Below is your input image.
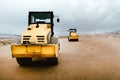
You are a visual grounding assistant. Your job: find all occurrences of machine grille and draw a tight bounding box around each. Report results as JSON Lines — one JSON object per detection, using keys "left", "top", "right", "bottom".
{"left": 22, "top": 36, "right": 31, "bottom": 44}
{"left": 23, "top": 36, "right": 31, "bottom": 41}
{"left": 37, "top": 36, "right": 45, "bottom": 42}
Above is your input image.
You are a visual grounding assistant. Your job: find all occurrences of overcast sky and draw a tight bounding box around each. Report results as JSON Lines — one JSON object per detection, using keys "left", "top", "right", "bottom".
{"left": 0, "top": 0, "right": 120, "bottom": 35}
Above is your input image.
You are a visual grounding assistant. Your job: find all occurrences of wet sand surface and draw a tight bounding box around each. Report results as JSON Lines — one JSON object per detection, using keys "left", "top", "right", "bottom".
{"left": 0, "top": 36, "right": 120, "bottom": 80}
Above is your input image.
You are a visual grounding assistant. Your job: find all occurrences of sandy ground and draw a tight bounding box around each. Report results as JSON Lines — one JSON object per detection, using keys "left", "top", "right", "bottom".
{"left": 0, "top": 38, "right": 17, "bottom": 46}
{"left": 0, "top": 34, "right": 120, "bottom": 80}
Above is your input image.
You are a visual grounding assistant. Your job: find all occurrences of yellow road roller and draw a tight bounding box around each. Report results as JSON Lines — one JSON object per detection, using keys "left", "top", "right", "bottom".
{"left": 68, "top": 28, "right": 79, "bottom": 41}
{"left": 11, "top": 11, "right": 60, "bottom": 66}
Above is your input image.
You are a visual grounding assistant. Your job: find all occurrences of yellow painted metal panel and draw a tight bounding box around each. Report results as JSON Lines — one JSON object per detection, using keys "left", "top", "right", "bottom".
{"left": 55, "top": 44, "right": 58, "bottom": 57}
{"left": 27, "top": 45, "right": 42, "bottom": 53}
{"left": 42, "top": 46, "right": 55, "bottom": 54}
{"left": 69, "top": 36, "right": 78, "bottom": 40}
{"left": 12, "top": 45, "right": 26, "bottom": 54}
{"left": 11, "top": 44, "right": 58, "bottom": 58}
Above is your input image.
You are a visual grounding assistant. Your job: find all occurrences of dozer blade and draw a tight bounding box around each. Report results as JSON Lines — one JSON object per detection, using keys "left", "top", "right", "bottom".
{"left": 11, "top": 44, "right": 58, "bottom": 58}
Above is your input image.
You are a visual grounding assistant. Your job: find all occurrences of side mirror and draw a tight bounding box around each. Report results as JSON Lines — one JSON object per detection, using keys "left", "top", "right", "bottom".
{"left": 57, "top": 18, "right": 60, "bottom": 22}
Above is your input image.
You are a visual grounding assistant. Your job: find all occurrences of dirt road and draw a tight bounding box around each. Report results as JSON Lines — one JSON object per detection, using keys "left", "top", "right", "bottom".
{"left": 0, "top": 37, "right": 120, "bottom": 80}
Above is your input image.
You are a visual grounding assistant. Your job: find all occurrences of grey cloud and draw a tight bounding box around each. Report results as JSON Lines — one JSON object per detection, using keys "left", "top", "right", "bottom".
{"left": 0, "top": 0, "right": 120, "bottom": 35}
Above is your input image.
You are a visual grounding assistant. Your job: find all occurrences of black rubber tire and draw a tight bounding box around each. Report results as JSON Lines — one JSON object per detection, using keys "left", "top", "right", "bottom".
{"left": 68, "top": 37, "right": 70, "bottom": 41}
{"left": 16, "top": 58, "right": 32, "bottom": 66}
{"left": 69, "top": 39, "right": 78, "bottom": 41}
{"left": 47, "top": 58, "right": 58, "bottom": 65}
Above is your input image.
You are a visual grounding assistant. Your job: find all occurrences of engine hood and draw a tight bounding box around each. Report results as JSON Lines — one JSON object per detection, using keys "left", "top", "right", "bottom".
{"left": 22, "top": 24, "right": 51, "bottom": 36}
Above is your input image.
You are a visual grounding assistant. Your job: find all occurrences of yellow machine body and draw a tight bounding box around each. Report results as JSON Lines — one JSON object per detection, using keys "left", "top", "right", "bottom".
{"left": 11, "top": 23, "right": 57, "bottom": 58}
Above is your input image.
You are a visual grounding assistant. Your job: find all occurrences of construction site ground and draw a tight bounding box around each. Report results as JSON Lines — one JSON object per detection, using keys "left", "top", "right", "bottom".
{"left": 0, "top": 34, "right": 120, "bottom": 80}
